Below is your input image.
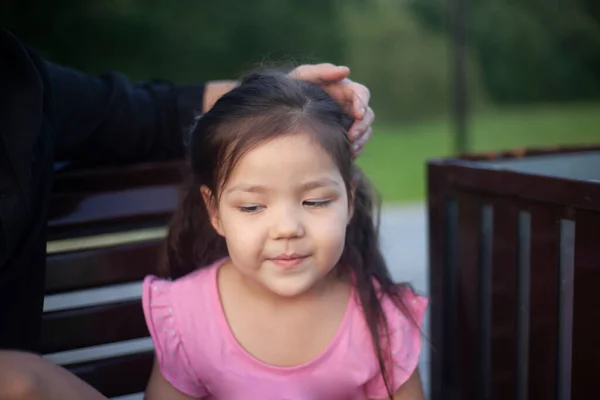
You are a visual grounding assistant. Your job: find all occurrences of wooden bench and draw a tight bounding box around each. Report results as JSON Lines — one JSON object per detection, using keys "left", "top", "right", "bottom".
{"left": 427, "top": 145, "right": 600, "bottom": 400}
{"left": 42, "top": 160, "right": 185, "bottom": 398}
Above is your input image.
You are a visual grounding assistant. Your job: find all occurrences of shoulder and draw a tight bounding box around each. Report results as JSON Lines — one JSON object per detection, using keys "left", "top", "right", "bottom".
{"left": 0, "top": 29, "right": 52, "bottom": 138}
{"left": 141, "top": 258, "right": 226, "bottom": 352}
{"left": 140, "top": 258, "right": 226, "bottom": 397}
{"left": 0, "top": 28, "right": 44, "bottom": 81}
{"left": 0, "top": 28, "right": 52, "bottom": 100}
{"left": 141, "top": 258, "right": 225, "bottom": 324}
{"left": 379, "top": 284, "right": 428, "bottom": 329}
{"left": 362, "top": 283, "right": 428, "bottom": 399}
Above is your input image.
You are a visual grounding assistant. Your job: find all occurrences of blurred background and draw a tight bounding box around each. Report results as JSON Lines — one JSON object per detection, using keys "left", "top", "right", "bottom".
{"left": 4, "top": 2, "right": 599, "bottom": 397}
{"left": 3, "top": 0, "right": 599, "bottom": 204}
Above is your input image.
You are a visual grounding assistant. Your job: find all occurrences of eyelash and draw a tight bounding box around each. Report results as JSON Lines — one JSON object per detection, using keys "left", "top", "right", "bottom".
{"left": 304, "top": 200, "right": 331, "bottom": 208}
{"left": 239, "top": 205, "right": 263, "bottom": 213}
{"left": 238, "top": 200, "right": 331, "bottom": 214}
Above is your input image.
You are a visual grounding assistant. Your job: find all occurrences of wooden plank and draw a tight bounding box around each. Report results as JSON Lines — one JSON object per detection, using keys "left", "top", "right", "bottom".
{"left": 427, "top": 163, "right": 457, "bottom": 400}
{"left": 53, "top": 161, "right": 185, "bottom": 193}
{"left": 47, "top": 227, "right": 166, "bottom": 255}
{"left": 47, "top": 185, "right": 178, "bottom": 240}
{"left": 427, "top": 160, "right": 600, "bottom": 213}
{"left": 528, "top": 206, "right": 561, "bottom": 400}
{"left": 67, "top": 351, "right": 154, "bottom": 397}
{"left": 45, "top": 240, "right": 164, "bottom": 294}
{"left": 41, "top": 300, "right": 149, "bottom": 354}
{"left": 456, "top": 193, "right": 482, "bottom": 400}
{"left": 489, "top": 200, "right": 520, "bottom": 400}
{"left": 571, "top": 210, "right": 600, "bottom": 399}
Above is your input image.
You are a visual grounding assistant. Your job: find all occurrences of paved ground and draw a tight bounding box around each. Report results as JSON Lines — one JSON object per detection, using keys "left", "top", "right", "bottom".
{"left": 44, "top": 203, "right": 430, "bottom": 399}
{"left": 380, "top": 203, "right": 428, "bottom": 292}
{"left": 379, "top": 203, "right": 430, "bottom": 398}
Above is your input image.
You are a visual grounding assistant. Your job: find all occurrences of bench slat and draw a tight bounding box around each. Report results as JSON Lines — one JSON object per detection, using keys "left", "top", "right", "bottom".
{"left": 67, "top": 351, "right": 154, "bottom": 397}
{"left": 52, "top": 161, "right": 184, "bottom": 193}
{"left": 47, "top": 185, "right": 178, "bottom": 240}
{"left": 41, "top": 300, "right": 149, "bottom": 354}
{"left": 45, "top": 161, "right": 181, "bottom": 396}
{"left": 45, "top": 240, "right": 163, "bottom": 294}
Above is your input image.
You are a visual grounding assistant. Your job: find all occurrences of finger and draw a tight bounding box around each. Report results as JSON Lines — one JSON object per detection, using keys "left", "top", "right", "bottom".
{"left": 351, "top": 127, "right": 372, "bottom": 159}
{"left": 349, "top": 107, "right": 375, "bottom": 141}
{"left": 349, "top": 83, "right": 371, "bottom": 120}
{"left": 355, "top": 127, "right": 373, "bottom": 151}
{"left": 325, "top": 79, "right": 370, "bottom": 120}
{"left": 290, "top": 63, "right": 350, "bottom": 84}
{"left": 337, "top": 95, "right": 356, "bottom": 120}
{"left": 320, "top": 78, "right": 358, "bottom": 117}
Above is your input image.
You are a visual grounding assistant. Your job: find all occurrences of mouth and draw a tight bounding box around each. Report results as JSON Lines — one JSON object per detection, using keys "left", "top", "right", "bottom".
{"left": 268, "top": 254, "right": 309, "bottom": 269}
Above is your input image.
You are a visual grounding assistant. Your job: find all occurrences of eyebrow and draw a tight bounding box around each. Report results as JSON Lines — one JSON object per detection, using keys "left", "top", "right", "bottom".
{"left": 225, "top": 178, "right": 340, "bottom": 194}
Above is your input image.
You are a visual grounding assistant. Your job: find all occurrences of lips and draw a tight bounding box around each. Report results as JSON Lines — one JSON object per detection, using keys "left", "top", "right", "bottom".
{"left": 268, "top": 254, "right": 309, "bottom": 269}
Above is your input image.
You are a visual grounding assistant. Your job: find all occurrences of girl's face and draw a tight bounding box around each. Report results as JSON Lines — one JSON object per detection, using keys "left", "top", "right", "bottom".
{"left": 204, "top": 131, "right": 353, "bottom": 298}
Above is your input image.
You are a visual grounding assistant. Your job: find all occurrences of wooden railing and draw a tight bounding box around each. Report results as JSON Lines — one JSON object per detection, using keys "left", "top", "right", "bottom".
{"left": 427, "top": 145, "right": 600, "bottom": 400}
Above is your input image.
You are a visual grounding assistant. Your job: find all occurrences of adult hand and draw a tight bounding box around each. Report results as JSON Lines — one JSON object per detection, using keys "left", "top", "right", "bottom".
{"left": 289, "top": 63, "right": 375, "bottom": 157}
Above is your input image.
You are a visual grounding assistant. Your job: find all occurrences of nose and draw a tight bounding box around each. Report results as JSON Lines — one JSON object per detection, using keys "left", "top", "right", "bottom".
{"left": 270, "top": 204, "right": 304, "bottom": 239}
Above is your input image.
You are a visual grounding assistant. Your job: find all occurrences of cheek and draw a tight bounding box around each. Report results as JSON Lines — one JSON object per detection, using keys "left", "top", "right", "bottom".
{"left": 310, "top": 206, "right": 349, "bottom": 247}
{"left": 220, "top": 213, "right": 265, "bottom": 252}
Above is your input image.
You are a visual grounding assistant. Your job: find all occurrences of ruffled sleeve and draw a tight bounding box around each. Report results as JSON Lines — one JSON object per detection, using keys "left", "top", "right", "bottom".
{"left": 364, "top": 288, "right": 428, "bottom": 399}
{"left": 142, "top": 275, "right": 207, "bottom": 397}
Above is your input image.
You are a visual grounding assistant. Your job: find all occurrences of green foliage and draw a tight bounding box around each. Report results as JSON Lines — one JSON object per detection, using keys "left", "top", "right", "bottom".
{"left": 2, "top": 0, "right": 486, "bottom": 124}
{"left": 3, "top": 0, "right": 596, "bottom": 126}
{"left": 408, "top": 0, "right": 600, "bottom": 103}
{"left": 339, "top": 0, "right": 487, "bottom": 123}
{"left": 1, "top": 0, "right": 346, "bottom": 82}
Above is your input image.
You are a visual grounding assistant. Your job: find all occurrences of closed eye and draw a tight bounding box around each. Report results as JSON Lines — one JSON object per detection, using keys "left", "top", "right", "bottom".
{"left": 303, "top": 200, "right": 331, "bottom": 208}
{"left": 239, "top": 205, "right": 264, "bottom": 213}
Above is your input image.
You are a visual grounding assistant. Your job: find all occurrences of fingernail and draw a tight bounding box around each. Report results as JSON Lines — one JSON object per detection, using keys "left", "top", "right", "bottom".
{"left": 357, "top": 106, "right": 366, "bottom": 119}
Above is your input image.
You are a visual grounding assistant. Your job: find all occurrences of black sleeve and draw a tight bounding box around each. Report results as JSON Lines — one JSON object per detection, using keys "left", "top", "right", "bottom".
{"left": 49, "top": 61, "right": 205, "bottom": 164}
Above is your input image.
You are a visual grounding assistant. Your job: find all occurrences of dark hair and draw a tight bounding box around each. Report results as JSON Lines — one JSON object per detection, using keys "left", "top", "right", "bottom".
{"left": 162, "top": 69, "right": 420, "bottom": 398}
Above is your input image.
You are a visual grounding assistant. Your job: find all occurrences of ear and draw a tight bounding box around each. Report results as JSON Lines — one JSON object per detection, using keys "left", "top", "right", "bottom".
{"left": 201, "top": 186, "right": 225, "bottom": 236}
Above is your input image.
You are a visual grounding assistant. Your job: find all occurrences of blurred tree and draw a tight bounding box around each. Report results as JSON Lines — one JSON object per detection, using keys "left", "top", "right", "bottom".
{"left": 0, "top": 0, "right": 490, "bottom": 124}
{"left": 408, "top": 0, "right": 600, "bottom": 103}
{"left": 340, "top": 0, "right": 486, "bottom": 123}
{"left": 0, "top": 0, "right": 346, "bottom": 82}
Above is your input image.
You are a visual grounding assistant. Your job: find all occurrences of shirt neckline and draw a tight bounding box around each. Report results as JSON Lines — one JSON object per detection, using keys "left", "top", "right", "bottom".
{"left": 209, "top": 257, "right": 356, "bottom": 373}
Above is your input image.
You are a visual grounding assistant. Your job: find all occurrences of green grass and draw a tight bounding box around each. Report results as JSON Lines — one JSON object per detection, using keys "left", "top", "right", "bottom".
{"left": 356, "top": 103, "right": 600, "bottom": 203}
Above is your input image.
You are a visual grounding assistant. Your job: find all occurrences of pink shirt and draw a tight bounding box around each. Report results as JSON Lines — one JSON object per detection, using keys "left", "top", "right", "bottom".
{"left": 142, "top": 258, "right": 428, "bottom": 399}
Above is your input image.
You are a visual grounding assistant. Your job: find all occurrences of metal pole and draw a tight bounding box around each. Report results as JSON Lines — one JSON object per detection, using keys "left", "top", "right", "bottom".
{"left": 451, "top": 0, "right": 469, "bottom": 154}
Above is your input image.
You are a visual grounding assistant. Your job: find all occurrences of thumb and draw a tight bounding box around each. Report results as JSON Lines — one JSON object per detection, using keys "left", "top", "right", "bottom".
{"left": 291, "top": 64, "right": 350, "bottom": 84}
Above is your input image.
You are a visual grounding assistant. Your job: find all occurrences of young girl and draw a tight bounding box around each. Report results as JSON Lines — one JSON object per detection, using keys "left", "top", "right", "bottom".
{"left": 0, "top": 68, "right": 425, "bottom": 400}
{"left": 142, "top": 70, "right": 428, "bottom": 399}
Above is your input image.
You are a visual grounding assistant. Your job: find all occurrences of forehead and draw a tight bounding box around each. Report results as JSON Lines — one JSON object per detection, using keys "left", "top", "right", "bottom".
{"left": 225, "top": 132, "right": 342, "bottom": 189}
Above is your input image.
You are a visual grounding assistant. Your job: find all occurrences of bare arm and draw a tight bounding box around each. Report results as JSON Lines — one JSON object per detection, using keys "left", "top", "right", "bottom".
{"left": 372, "top": 368, "right": 426, "bottom": 400}
{"left": 144, "top": 356, "right": 202, "bottom": 400}
{"left": 202, "top": 81, "right": 238, "bottom": 114}
{"left": 0, "top": 350, "right": 108, "bottom": 400}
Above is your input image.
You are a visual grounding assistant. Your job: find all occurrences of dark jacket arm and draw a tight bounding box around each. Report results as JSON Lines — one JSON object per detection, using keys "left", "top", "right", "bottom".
{"left": 50, "top": 61, "right": 205, "bottom": 164}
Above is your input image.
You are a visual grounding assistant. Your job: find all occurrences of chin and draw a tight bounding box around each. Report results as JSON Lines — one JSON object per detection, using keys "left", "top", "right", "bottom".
{"left": 266, "top": 281, "right": 315, "bottom": 298}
